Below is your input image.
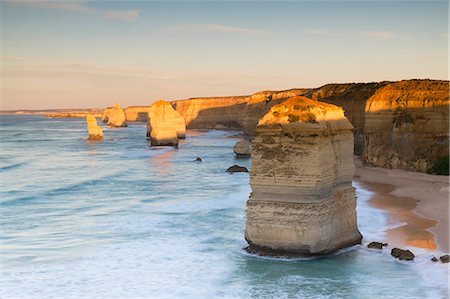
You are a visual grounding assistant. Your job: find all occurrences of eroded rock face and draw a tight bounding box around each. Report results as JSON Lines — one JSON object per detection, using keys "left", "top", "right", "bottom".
{"left": 245, "top": 96, "right": 362, "bottom": 256}
{"left": 234, "top": 140, "right": 251, "bottom": 157}
{"left": 147, "top": 100, "right": 186, "bottom": 146}
{"left": 363, "top": 80, "right": 449, "bottom": 172}
{"left": 105, "top": 103, "right": 127, "bottom": 127}
{"left": 85, "top": 115, "right": 103, "bottom": 140}
{"left": 125, "top": 106, "right": 150, "bottom": 122}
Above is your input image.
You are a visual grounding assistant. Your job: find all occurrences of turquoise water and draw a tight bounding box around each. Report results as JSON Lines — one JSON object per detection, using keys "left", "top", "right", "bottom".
{"left": 1, "top": 115, "right": 448, "bottom": 299}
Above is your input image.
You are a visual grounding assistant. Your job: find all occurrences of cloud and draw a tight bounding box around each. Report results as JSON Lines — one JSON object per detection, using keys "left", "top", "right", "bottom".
{"left": 103, "top": 10, "right": 139, "bottom": 21}
{"left": 364, "top": 31, "right": 397, "bottom": 40}
{"left": 171, "top": 23, "right": 268, "bottom": 35}
{"left": 4, "top": 0, "right": 139, "bottom": 21}
{"left": 303, "top": 28, "right": 328, "bottom": 36}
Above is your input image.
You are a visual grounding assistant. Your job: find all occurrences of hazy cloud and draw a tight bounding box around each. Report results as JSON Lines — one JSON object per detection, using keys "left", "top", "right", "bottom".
{"left": 103, "top": 10, "right": 140, "bottom": 21}
{"left": 4, "top": 0, "right": 139, "bottom": 21}
{"left": 364, "top": 31, "right": 397, "bottom": 40}
{"left": 303, "top": 28, "right": 329, "bottom": 36}
{"left": 171, "top": 23, "right": 268, "bottom": 35}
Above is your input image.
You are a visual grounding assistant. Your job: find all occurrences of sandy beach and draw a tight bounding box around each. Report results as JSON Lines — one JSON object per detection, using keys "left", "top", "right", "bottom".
{"left": 355, "top": 158, "right": 449, "bottom": 252}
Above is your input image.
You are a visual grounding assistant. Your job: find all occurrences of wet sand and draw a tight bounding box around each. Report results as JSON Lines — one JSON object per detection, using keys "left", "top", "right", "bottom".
{"left": 355, "top": 159, "right": 449, "bottom": 252}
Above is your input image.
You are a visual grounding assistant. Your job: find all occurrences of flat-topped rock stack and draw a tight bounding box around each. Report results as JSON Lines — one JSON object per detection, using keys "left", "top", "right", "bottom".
{"left": 85, "top": 115, "right": 103, "bottom": 140}
{"left": 245, "top": 96, "right": 362, "bottom": 256}
{"left": 102, "top": 103, "right": 127, "bottom": 127}
{"left": 147, "top": 100, "right": 186, "bottom": 146}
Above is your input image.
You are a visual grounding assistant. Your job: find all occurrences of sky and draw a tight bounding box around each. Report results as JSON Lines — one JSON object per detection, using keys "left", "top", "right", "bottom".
{"left": 0, "top": 0, "right": 448, "bottom": 109}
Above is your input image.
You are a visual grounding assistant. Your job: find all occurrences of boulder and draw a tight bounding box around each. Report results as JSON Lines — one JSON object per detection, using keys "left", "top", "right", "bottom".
{"left": 226, "top": 165, "right": 249, "bottom": 173}
{"left": 147, "top": 100, "right": 186, "bottom": 146}
{"left": 431, "top": 256, "right": 438, "bottom": 262}
{"left": 85, "top": 115, "right": 103, "bottom": 140}
{"left": 194, "top": 157, "right": 202, "bottom": 162}
{"left": 391, "top": 248, "right": 415, "bottom": 261}
{"left": 106, "top": 103, "right": 127, "bottom": 127}
{"left": 440, "top": 254, "right": 449, "bottom": 263}
{"left": 367, "top": 242, "right": 388, "bottom": 250}
{"left": 234, "top": 140, "right": 251, "bottom": 157}
{"left": 245, "top": 96, "right": 362, "bottom": 256}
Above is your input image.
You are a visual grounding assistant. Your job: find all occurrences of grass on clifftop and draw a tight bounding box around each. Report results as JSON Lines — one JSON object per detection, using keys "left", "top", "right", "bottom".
{"left": 427, "top": 156, "right": 449, "bottom": 176}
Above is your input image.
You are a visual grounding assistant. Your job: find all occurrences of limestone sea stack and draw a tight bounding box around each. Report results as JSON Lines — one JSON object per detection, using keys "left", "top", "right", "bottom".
{"left": 234, "top": 139, "right": 251, "bottom": 157}
{"left": 245, "top": 96, "right": 362, "bottom": 256}
{"left": 147, "top": 100, "right": 186, "bottom": 146}
{"left": 105, "top": 103, "right": 127, "bottom": 127}
{"left": 85, "top": 115, "right": 103, "bottom": 140}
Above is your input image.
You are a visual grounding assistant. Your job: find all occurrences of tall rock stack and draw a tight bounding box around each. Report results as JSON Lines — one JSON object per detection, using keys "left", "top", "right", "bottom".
{"left": 245, "top": 96, "right": 362, "bottom": 256}
{"left": 147, "top": 100, "right": 186, "bottom": 146}
{"left": 105, "top": 103, "right": 127, "bottom": 127}
{"left": 85, "top": 115, "right": 103, "bottom": 140}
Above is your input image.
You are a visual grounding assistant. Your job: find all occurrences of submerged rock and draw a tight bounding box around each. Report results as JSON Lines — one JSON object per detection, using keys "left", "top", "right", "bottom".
{"left": 234, "top": 140, "right": 251, "bottom": 157}
{"left": 226, "top": 165, "right": 249, "bottom": 173}
{"left": 391, "top": 248, "right": 415, "bottom": 261}
{"left": 147, "top": 100, "right": 186, "bottom": 146}
{"left": 105, "top": 103, "right": 127, "bottom": 127}
{"left": 245, "top": 96, "right": 362, "bottom": 257}
{"left": 85, "top": 115, "right": 103, "bottom": 140}
{"left": 367, "top": 242, "right": 388, "bottom": 250}
{"left": 440, "top": 254, "right": 449, "bottom": 263}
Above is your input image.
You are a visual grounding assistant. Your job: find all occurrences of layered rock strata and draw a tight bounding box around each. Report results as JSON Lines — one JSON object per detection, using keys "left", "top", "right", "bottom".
{"left": 85, "top": 115, "right": 103, "bottom": 140}
{"left": 147, "top": 100, "right": 186, "bottom": 146}
{"left": 245, "top": 96, "right": 362, "bottom": 256}
{"left": 103, "top": 103, "right": 127, "bottom": 127}
{"left": 362, "top": 80, "right": 449, "bottom": 172}
{"left": 125, "top": 106, "right": 150, "bottom": 122}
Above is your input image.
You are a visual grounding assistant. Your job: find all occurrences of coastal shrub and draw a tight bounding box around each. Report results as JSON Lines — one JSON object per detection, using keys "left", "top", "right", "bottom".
{"left": 288, "top": 114, "right": 300, "bottom": 122}
{"left": 427, "top": 156, "right": 449, "bottom": 176}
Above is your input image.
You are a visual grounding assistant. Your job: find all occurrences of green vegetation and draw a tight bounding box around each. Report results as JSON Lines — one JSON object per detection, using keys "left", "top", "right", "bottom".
{"left": 427, "top": 156, "right": 449, "bottom": 176}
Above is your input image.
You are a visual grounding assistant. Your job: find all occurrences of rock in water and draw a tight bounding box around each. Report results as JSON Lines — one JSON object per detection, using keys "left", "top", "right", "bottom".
{"left": 234, "top": 140, "right": 251, "bottom": 157}
{"left": 440, "top": 254, "right": 449, "bottom": 263}
{"left": 226, "top": 165, "right": 249, "bottom": 173}
{"left": 86, "top": 115, "right": 103, "bottom": 140}
{"left": 245, "top": 96, "right": 362, "bottom": 256}
{"left": 431, "top": 256, "right": 438, "bottom": 262}
{"left": 367, "top": 242, "right": 387, "bottom": 250}
{"left": 147, "top": 100, "right": 186, "bottom": 146}
{"left": 391, "top": 248, "right": 415, "bottom": 261}
{"left": 106, "top": 103, "right": 127, "bottom": 127}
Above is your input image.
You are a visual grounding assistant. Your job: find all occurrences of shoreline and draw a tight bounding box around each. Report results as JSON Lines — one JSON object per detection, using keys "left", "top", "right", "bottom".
{"left": 355, "top": 159, "right": 449, "bottom": 252}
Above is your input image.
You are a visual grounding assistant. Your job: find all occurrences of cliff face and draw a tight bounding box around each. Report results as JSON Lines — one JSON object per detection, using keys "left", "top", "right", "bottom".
{"left": 305, "top": 82, "right": 388, "bottom": 154}
{"left": 171, "top": 80, "right": 449, "bottom": 172}
{"left": 173, "top": 96, "right": 248, "bottom": 129}
{"left": 173, "top": 89, "right": 309, "bottom": 133}
{"left": 125, "top": 106, "right": 150, "bottom": 122}
{"left": 245, "top": 96, "right": 362, "bottom": 256}
{"left": 362, "top": 80, "right": 449, "bottom": 172}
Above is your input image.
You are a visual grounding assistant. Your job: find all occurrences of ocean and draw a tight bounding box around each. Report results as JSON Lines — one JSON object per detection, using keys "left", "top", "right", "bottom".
{"left": 0, "top": 115, "right": 448, "bottom": 299}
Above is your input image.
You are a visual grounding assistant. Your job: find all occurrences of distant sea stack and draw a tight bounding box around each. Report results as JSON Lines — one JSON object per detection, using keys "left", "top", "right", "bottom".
{"left": 362, "top": 80, "right": 449, "bottom": 172}
{"left": 103, "top": 103, "right": 127, "bottom": 127}
{"left": 147, "top": 100, "right": 186, "bottom": 146}
{"left": 85, "top": 115, "right": 103, "bottom": 140}
{"left": 245, "top": 96, "right": 362, "bottom": 256}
